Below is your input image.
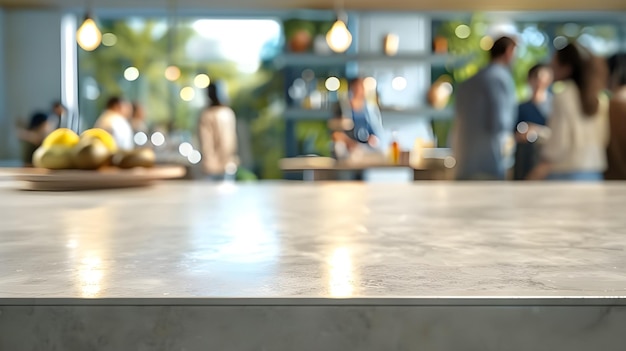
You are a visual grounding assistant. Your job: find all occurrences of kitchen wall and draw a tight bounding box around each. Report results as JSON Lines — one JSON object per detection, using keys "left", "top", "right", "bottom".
{"left": 356, "top": 13, "right": 434, "bottom": 150}
{"left": 0, "top": 9, "right": 8, "bottom": 160}
{"left": 0, "top": 9, "right": 63, "bottom": 160}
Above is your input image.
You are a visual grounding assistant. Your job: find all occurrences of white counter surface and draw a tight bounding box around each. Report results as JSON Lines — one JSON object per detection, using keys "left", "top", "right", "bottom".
{"left": 1, "top": 181, "right": 626, "bottom": 302}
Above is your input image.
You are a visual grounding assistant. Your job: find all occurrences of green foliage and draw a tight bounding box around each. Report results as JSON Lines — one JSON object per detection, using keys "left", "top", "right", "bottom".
{"left": 437, "top": 18, "right": 489, "bottom": 83}
{"left": 283, "top": 19, "right": 335, "bottom": 40}
{"left": 283, "top": 19, "right": 317, "bottom": 39}
{"left": 250, "top": 109, "right": 285, "bottom": 179}
{"left": 296, "top": 121, "right": 332, "bottom": 156}
{"left": 437, "top": 15, "right": 550, "bottom": 100}
{"left": 79, "top": 19, "right": 197, "bottom": 128}
{"left": 79, "top": 18, "right": 288, "bottom": 179}
{"left": 433, "top": 16, "right": 551, "bottom": 146}
{"left": 236, "top": 167, "right": 258, "bottom": 181}
{"left": 230, "top": 66, "right": 286, "bottom": 179}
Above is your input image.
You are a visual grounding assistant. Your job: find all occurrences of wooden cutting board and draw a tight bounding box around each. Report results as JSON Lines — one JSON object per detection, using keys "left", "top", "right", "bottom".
{"left": 12, "top": 166, "right": 186, "bottom": 191}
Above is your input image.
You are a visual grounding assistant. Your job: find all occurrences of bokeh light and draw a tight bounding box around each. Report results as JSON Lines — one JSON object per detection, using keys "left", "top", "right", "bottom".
{"left": 134, "top": 132, "right": 148, "bottom": 146}
{"left": 391, "top": 76, "right": 407, "bottom": 91}
{"left": 188, "top": 150, "right": 202, "bottom": 164}
{"left": 364, "top": 77, "right": 377, "bottom": 92}
{"left": 178, "top": 142, "right": 193, "bottom": 157}
{"left": 123, "top": 67, "right": 139, "bottom": 81}
{"left": 151, "top": 132, "right": 165, "bottom": 146}
{"left": 194, "top": 74, "right": 211, "bottom": 89}
{"left": 180, "top": 86, "right": 195, "bottom": 102}
{"left": 165, "top": 65, "right": 181, "bottom": 81}
{"left": 325, "top": 77, "right": 341, "bottom": 92}
{"left": 102, "top": 33, "right": 117, "bottom": 46}
{"left": 480, "top": 36, "right": 494, "bottom": 51}
{"left": 455, "top": 25, "right": 471, "bottom": 39}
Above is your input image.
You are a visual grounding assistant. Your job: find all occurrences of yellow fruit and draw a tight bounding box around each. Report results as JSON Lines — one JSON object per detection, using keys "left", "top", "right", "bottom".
{"left": 41, "top": 128, "right": 80, "bottom": 149}
{"left": 80, "top": 128, "right": 118, "bottom": 153}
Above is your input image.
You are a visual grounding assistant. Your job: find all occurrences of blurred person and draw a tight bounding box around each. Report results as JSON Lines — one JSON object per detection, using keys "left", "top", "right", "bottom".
{"left": 49, "top": 101, "right": 66, "bottom": 130}
{"left": 330, "top": 77, "right": 385, "bottom": 159}
{"left": 17, "top": 111, "right": 53, "bottom": 166}
{"left": 95, "top": 96, "right": 134, "bottom": 150}
{"left": 605, "top": 53, "right": 626, "bottom": 180}
{"left": 527, "top": 43, "right": 609, "bottom": 181}
{"left": 513, "top": 64, "right": 553, "bottom": 180}
{"left": 130, "top": 101, "right": 148, "bottom": 134}
{"left": 452, "top": 36, "right": 518, "bottom": 180}
{"left": 198, "top": 82, "right": 239, "bottom": 180}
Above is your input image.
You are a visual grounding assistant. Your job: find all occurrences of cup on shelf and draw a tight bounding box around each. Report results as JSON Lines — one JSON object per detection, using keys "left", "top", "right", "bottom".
{"left": 383, "top": 34, "right": 399, "bottom": 56}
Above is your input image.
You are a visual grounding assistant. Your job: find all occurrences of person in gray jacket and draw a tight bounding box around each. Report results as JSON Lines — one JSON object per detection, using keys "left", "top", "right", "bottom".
{"left": 452, "top": 36, "right": 518, "bottom": 180}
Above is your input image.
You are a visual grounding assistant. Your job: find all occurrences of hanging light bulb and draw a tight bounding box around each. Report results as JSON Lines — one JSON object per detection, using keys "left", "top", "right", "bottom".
{"left": 326, "top": 13, "right": 352, "bottom": 53}
{"left": 76, "top": 14, "right": 102, "bottom": 51}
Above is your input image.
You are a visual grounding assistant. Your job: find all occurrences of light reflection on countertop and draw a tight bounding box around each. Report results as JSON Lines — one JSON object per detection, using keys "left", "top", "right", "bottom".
{"left": 61, "top": 206, "right": 114, "bottom": 298}
{"left": 1, "top": 181, "right": 626, "bottom": 299}
{"left": 328, "top": 247, "right": 354, "bottom": 297}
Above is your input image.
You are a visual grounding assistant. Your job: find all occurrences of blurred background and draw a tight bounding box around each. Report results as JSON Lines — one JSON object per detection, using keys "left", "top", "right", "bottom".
{"left": 0, "top": 0, "right": 624, "bottom": 181}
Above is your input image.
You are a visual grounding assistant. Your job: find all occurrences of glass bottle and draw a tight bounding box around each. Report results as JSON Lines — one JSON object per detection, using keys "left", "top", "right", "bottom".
{"left": 390, "top": 130, "right": 400, "bottom": 165}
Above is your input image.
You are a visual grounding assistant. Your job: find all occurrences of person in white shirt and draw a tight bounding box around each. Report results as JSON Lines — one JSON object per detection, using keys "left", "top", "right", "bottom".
{"left": 198, "top": 82, "right": 239, "bottom": 179}
{"left": 527, "top": 43, "right": 609, "bottom": 181}
{"left": 95, "top": 97, "right": 134, "bottom": 151}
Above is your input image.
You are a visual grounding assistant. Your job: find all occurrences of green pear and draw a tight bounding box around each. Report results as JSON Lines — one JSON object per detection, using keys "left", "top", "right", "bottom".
{"left": 72, "top": 138, "right": 112, "bottom": 170}
{"left": 33, "top": 145, "right": 74, "bottom": 170}
{"left": 113, "top": 148, "right": 156, "bottom": 169}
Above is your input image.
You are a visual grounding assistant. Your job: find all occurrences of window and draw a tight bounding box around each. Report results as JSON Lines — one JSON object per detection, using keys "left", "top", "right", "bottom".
{"left": 76, "top": 16, "right": 285, "bottom": 178}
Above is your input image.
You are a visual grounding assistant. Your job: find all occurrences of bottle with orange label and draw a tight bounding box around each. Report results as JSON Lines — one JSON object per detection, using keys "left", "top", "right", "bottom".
{"left": 390, "top": 130, "right": 400, "bottom": 165}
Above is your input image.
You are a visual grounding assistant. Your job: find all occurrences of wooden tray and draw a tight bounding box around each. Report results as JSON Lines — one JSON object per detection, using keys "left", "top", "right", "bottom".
{"left": 12, "top": 166, "right": 186, "bottom": 191}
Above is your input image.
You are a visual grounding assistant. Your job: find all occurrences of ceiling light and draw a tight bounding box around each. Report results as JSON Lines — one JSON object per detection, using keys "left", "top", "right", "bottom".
{"left": 326, "top": 13, "right": 352, "bottom": 53}
{"left": 76, "top": 14, "right": 101, "bottom": 51}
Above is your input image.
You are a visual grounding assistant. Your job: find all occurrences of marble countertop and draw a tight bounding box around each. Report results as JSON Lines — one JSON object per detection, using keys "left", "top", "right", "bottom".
{"left": 1, "top": 181, "right": 626, "bottom": 302}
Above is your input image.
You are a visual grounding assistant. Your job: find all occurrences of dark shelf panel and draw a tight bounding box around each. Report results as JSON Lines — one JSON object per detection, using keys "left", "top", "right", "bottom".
{"left": 274, "top": 53, "right": 471, "bottom": 68}
{"left": 284, "top": 108, "right": 333, "bottom": 120}
{"left": 284, "top": 107, "right": 454, "bottom": 120}
{"left": 382, "top": 107, "right": 455, "bottom": 120}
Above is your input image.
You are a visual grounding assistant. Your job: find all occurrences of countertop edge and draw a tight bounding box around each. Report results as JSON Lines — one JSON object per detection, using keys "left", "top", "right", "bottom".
{"left": 2, "top": 296, "right": 626, "bottom": 307}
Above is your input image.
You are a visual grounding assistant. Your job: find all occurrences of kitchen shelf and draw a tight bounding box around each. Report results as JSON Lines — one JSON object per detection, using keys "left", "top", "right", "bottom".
{"left": 274, "top": 53, "right": 472, "bottom": 68}
{"left": 382, "top": 107, "right": 455, "bottom": 120}
{"left": 284, "top": 108, "right": 333, "bottom": 120}
{"left": 284, "top": 106, "right": 454, "bottom": 120}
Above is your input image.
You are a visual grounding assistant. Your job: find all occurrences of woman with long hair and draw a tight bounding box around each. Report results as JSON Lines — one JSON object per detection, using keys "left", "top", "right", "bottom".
{"left": 527, "top": 43, "right": 609, "bottom": 181}
{"left": 197, "top": 81, "right": 239, "bottom": 180}
{"left": 604, "top": 53, "right": 626, "bottom": 180}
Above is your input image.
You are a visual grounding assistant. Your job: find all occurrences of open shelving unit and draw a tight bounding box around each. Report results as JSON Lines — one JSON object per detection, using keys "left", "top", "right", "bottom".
{"left": 279, "top": 12, "right": 464, "bottom": 162}
{"left": 274, "top": 53, "right": 472, "bottom": 68}
{"left": 284, "top": 106, "right": 455, "bottom": 120}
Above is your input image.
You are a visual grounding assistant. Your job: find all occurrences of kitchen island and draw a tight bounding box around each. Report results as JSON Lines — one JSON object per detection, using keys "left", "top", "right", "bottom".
{"left": 1, "top": 181, "right": 626, "bottom": 350}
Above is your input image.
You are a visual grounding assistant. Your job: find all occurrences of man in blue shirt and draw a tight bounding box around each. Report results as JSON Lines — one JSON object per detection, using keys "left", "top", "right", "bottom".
{"left": 452, "top": 36, "right": 518, "bottom": 180}
{"left": 513, "top": 64, "right": 553, "bottom": 180}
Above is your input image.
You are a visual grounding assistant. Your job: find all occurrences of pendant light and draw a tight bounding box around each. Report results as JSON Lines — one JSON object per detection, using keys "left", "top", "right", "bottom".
{"left": 326, "top": 0, "right": 352, "bottom": 53}
{"left": 76, "top": 1, "right": 101, "bottom": 51}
